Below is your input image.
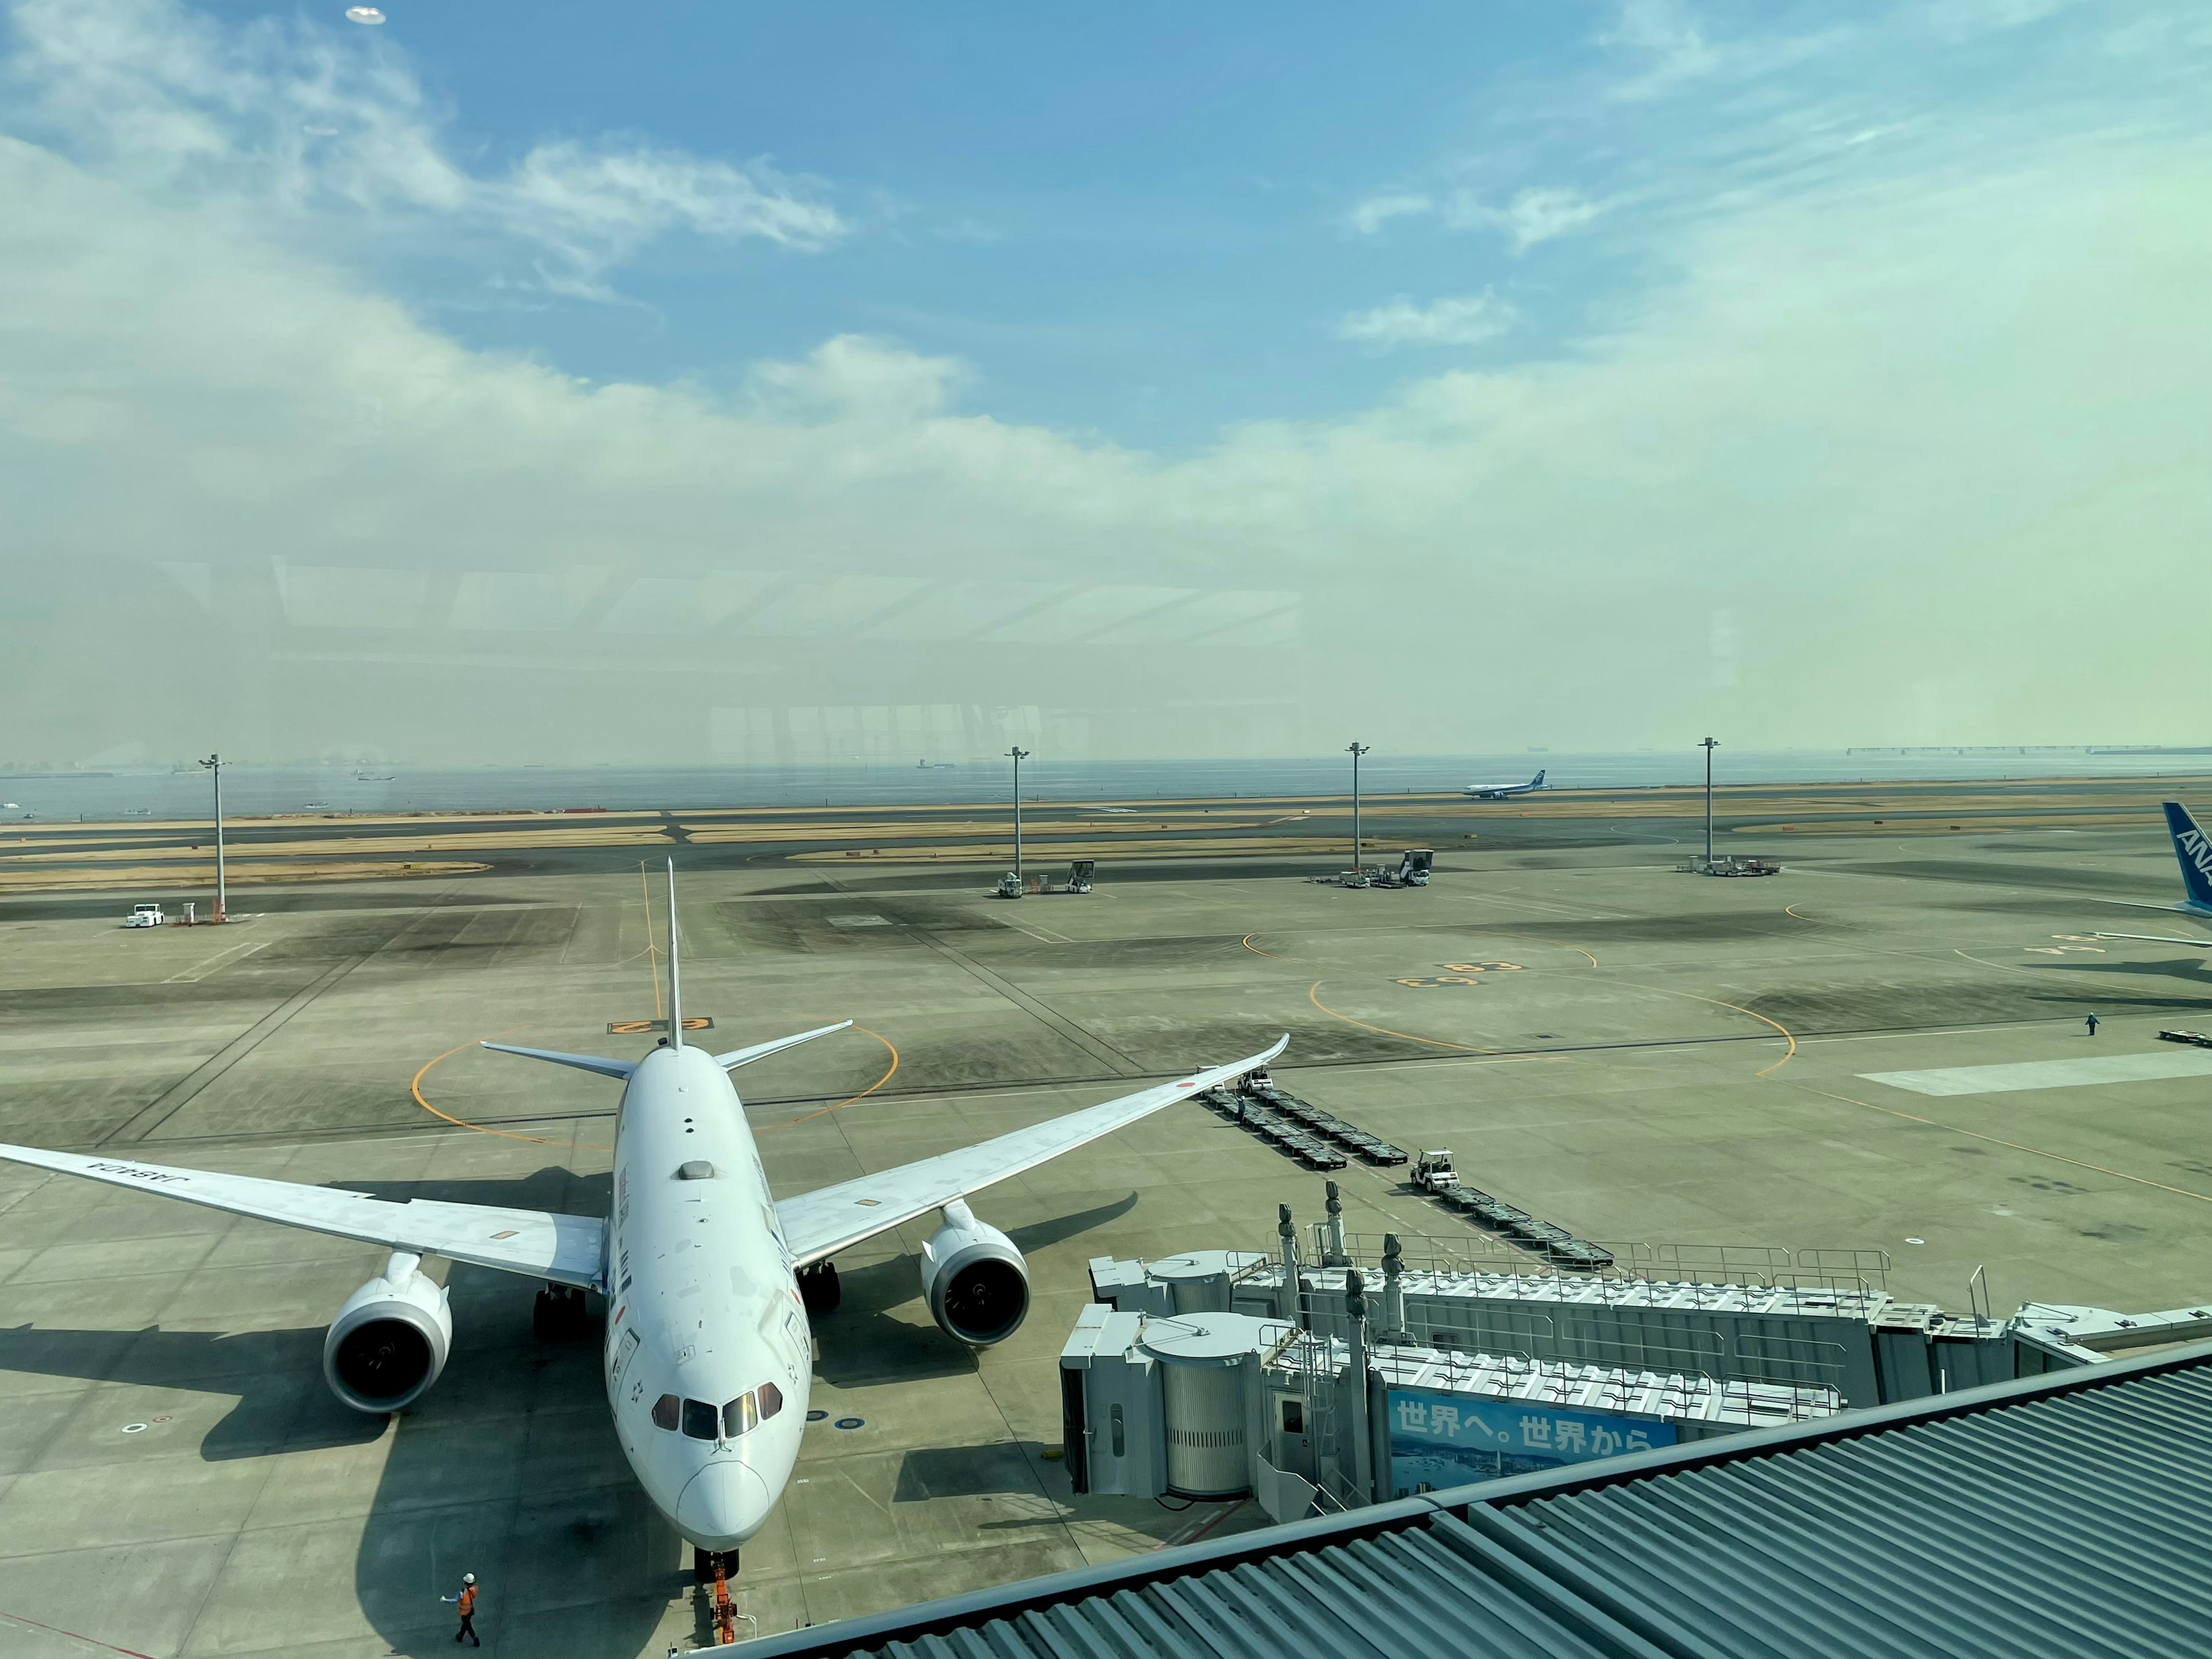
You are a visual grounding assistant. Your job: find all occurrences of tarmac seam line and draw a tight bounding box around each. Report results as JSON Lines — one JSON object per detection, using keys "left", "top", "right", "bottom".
{"left": 902, "top": 930, "right": 1146, "bottom": 1077}
{"left": 104, "top": 900, "right": 456, "bottom": 1146}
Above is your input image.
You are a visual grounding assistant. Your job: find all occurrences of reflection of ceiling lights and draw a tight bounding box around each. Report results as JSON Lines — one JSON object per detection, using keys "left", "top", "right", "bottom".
{"left": 344, "top": 6, "right": 385, "bottom": 22}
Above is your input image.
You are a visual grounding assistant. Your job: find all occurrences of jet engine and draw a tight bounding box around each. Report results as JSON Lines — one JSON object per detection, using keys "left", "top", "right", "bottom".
{"left": 321, "top": 1251, "right": 452, "bottom": 1413}
{"left": 919, "top": 1200, "right": 1029, "bottom": 1346}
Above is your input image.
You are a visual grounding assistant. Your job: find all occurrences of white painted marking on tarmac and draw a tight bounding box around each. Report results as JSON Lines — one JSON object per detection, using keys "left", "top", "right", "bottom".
{"left": 164, "top": 938, "right": 268, "bottom": 982}
{"left": 1861, "top": 1051, "right": 2212, "bottom": 1096}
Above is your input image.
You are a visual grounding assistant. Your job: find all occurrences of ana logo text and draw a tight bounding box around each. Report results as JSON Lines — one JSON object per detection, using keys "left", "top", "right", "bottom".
{"left": 2183, "top": 829, "right": 2212, "bottom": 884}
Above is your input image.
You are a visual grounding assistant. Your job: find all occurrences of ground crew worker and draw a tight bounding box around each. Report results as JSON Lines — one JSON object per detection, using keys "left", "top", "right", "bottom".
{"left": 2086, "top": 1012, "right": 2101, "bottom": 1037}
{"left": 442, "top": 1573, "right": 480, "bottom": 1646}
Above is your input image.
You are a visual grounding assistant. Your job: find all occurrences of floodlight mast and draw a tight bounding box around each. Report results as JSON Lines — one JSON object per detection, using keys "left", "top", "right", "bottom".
{"left": 199, "top": 752, "right": 226, "bottom": 921}
{"left": 1700, "top": 737, "right": 1719, "bottom": 865}
{"left": 1347, "top": 743, "right": 1370, "bottom": 872}
{"left": 1008, "top": 747, "right": 1031, "bottom": 890}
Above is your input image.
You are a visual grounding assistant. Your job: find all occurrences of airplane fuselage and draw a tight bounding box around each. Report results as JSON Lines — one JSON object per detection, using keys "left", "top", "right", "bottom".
{"left": 603, "top": 1044, "right": 809, "bottom": 1550}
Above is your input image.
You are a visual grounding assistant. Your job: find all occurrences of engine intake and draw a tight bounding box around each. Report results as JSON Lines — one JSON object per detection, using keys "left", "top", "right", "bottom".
{"left": 322, "top": 1251, "right": 452, "bottom": 1413}
{"left": 920, "top": 1200, "right": 1029, "bottom": 1347}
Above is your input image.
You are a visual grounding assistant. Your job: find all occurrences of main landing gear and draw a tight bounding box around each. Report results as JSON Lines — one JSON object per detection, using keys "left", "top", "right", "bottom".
{"left": 533, "top": 1283, "right": 589, "bottom": 1341}
{"left": 797, "top": 1260, "right": 841, "bottom": 1315}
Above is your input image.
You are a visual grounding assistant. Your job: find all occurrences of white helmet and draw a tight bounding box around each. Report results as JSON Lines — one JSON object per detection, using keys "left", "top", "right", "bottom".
{"left": 463, "top": 1573, "right": 475, "bottom": 1584}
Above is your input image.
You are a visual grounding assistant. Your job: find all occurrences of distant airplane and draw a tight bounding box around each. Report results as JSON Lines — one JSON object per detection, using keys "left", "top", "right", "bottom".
{"left": 0, "top": 861, "right": 1285, "bottom": 1577}
{"left": 1465, "top": 769, "right": 1546, "bottom": 800}
{"left": 2090, "top": 801, "right": 2212, "bottom": 949}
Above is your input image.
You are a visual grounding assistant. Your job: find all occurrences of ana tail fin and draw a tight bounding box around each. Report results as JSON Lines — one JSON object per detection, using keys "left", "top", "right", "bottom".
{"left": 666, "top": 857, "right": 684, "bottom": 1048}
{"left": 2162, "top": 803, "right": 2212, "bottom": 910}
{"left": 1531, "top": 770, "right": 1545, "bottom": 787}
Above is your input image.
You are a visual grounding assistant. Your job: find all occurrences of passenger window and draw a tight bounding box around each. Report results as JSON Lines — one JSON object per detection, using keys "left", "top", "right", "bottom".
{"left": 724, "top": 1392, "right": 759, "bottom": 1437}
{"left": 681, "top": 1398, "right": 718, "bottom": 1441}
{"left": 651, "top": 1393, "right": 680, "bottom": 1431}
{"left": 757, "top": 1381, "right": 783, "bottom": 1421}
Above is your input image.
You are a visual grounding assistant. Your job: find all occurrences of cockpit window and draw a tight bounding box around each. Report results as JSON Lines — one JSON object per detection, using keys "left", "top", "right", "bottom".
{"left": 719, "top": 1382, "right": 784, "bottom": 1436}
{"left": 651, "top": 1393, "right": 680, "bottom": 1431}
{"left": 681, "top": 1397, "right": 718, "bottom": 1441}
{"left": 724, "top": 1392, "right": 758, "bottom": 1437}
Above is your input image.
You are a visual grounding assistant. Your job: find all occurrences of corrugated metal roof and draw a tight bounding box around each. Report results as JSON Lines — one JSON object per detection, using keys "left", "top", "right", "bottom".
{"left": 734, "top": 1340, "right": 2212, "bottom": 1659}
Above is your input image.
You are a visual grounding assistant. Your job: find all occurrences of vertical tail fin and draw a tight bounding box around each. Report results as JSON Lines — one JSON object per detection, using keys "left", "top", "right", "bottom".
{"left": 1531, "top": 770, "right": 1545, "bottom": 788}
{"left": 665, "top": 857, "right": 683, "bottom": 1048}
{"left": 2162, "top": 803, "right": 2212, "bottom": 911}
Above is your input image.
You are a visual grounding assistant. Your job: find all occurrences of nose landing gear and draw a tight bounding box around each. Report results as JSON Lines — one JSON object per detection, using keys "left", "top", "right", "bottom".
{"left": 692, "top": 1548, "right": 743, "bottom": 1645}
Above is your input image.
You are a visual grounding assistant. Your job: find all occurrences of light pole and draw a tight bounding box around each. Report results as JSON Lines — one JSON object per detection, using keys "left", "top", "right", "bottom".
{"left": 200, "top": 752, "right": 227, "bottom": 921}
{"left": 1347, "top": 743, "right": 1370, "bottom": 873}
{"left": 1700, "top": 737, "right": 1719, "bottom": 868}
{"left": 1008, "top": 747, "right": 1030, "bottom": 892}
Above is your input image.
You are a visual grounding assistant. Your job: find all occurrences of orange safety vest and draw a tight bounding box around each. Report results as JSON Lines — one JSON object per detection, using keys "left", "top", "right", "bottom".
{"left": 458, "top": 1585, "right": 477, "bottom": 1616}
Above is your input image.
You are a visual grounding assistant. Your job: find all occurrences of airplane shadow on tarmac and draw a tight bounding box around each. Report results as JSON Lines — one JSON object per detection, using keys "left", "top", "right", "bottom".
{"left": 0, "top": 1173, "right": 1140, "bottom": 1656}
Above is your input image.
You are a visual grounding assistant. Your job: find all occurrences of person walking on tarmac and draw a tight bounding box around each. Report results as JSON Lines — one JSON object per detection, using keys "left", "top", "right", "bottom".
{"left": 2086, "top": 1013, "right": 2101, "bottom": 1037}
{"left": 442, "top": 1573, "right": 481, "bottom": 1646}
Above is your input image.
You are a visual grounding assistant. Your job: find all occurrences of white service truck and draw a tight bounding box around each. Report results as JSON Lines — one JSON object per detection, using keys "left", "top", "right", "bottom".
{"left": 1412, "top": 1149, "right": 1459, "bottom": 1195}
{"left": 124, "top": 902, "right": 164, "bottom": 929}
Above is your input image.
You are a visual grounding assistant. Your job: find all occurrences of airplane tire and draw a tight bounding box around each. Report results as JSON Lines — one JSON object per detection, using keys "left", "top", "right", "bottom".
{"left": 694, "top": 1546, "right": 739, "bottom": 1582}
{"left": 798, "top": 1262, "right": 841, "bottom": 1315}
{"left": 534, "top": 1286, "right": 590, "bottom": 1342}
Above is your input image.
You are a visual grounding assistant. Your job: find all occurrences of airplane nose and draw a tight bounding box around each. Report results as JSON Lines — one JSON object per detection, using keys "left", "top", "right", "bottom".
{"left": 675, "top": 1460, "right": 771, "bottom": 1548}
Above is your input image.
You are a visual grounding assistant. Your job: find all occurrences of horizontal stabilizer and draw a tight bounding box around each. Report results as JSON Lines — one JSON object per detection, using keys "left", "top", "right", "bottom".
{"left": 713, "top": 1020, "right": 853, "bottom": 1070}
{"left": 479, "top": 1042, "right": 637, "bottom": 1080}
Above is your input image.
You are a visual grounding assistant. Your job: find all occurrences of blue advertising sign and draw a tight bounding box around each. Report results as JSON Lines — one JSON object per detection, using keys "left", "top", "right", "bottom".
{"left": 1387, "top": 1387, "right": 1677, "bottom": 1495}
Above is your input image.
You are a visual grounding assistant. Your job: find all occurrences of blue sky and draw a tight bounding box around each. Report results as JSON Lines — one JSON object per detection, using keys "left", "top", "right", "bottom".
{"left": 173, "top": 0, "right": 2202, "bottom": 449}
{"left": 3, "top": 0, "right": 2211, "bottom": 763}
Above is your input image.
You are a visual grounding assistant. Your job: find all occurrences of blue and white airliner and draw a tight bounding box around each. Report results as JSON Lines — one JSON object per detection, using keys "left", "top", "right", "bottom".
{"left": 0, "top": 864, "right": 1284, "bottom": 1573}
{"left": 2091, "top": 801, "right": 2212, "bottom": 950}
{"left": 1465, "top": 769, "right": 1546, "bottom": 800}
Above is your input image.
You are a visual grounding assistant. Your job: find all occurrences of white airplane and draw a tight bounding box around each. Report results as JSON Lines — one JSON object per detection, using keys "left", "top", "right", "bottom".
{"left": 1465, "top": 769, "right": 1546, "bottom": 800}
{"left": 0, "top": 863, "right": 1285, "bottom": 1573}
{"left": 2090, "top": 801, "right": 2212, "bottom": 950}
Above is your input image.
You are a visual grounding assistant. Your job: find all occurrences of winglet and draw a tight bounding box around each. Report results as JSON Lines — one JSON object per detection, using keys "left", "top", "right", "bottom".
{"left": 666, "top": 857, "right": 683, "bottom": 1051}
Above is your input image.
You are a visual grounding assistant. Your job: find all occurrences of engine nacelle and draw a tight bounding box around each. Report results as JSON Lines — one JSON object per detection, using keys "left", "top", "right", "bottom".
{"left": 322, "top": 1251, "right": 453, "bottom": 1413}
{"left": 919, "top": 1200, "right": 1029, "bottom": 1347}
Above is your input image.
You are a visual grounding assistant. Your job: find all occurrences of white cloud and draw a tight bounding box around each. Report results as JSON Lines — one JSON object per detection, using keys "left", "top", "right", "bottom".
{"left": 1599, "top": 0, "right": 1722, "bottom": 96}
{"left": 1338, "top": 290, "right": 1520, "bottom": 347}
{"left": 1449, "top": 187, "right": 1604, "bottom": 252}
{"left": 3, "top": 1, "right": 2211, "bottom": 760}
{"left": 2, "top": 0, "right": 844, "bottom": 297}
{"left": 1344, "top": 192, "right": 1433, "bottom": 236}
{"left": 1597, "top": 0, "right": 1843, "bottom": 101}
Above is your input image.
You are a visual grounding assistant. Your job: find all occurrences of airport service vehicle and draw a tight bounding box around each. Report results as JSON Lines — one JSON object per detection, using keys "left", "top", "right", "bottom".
{"left": 2091, "top": 801, "right": 2212, "bottom": 950}
{"left": 0, "top": 862, "right": 1286, "bottom": 1571}
{"left": 1465, "top": 770, "right": 1545, "bottom": 801}
{"left": 123, "top": 902, "right": 163, "bottom": 927}
{"left": 1412, "top": 1149, "right": 1459, "bottom": 1194}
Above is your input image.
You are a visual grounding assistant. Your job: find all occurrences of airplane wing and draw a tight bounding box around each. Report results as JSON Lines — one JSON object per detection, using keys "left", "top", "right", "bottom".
{"left": 774, "top": 1036, "right": 1288, "bottom": 1268}
{"left": 0, "top": 1144, "right": 605, "bottom": 1290}
{"left": 2090, "top": 931, "right": 2212, "bottom": 948}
